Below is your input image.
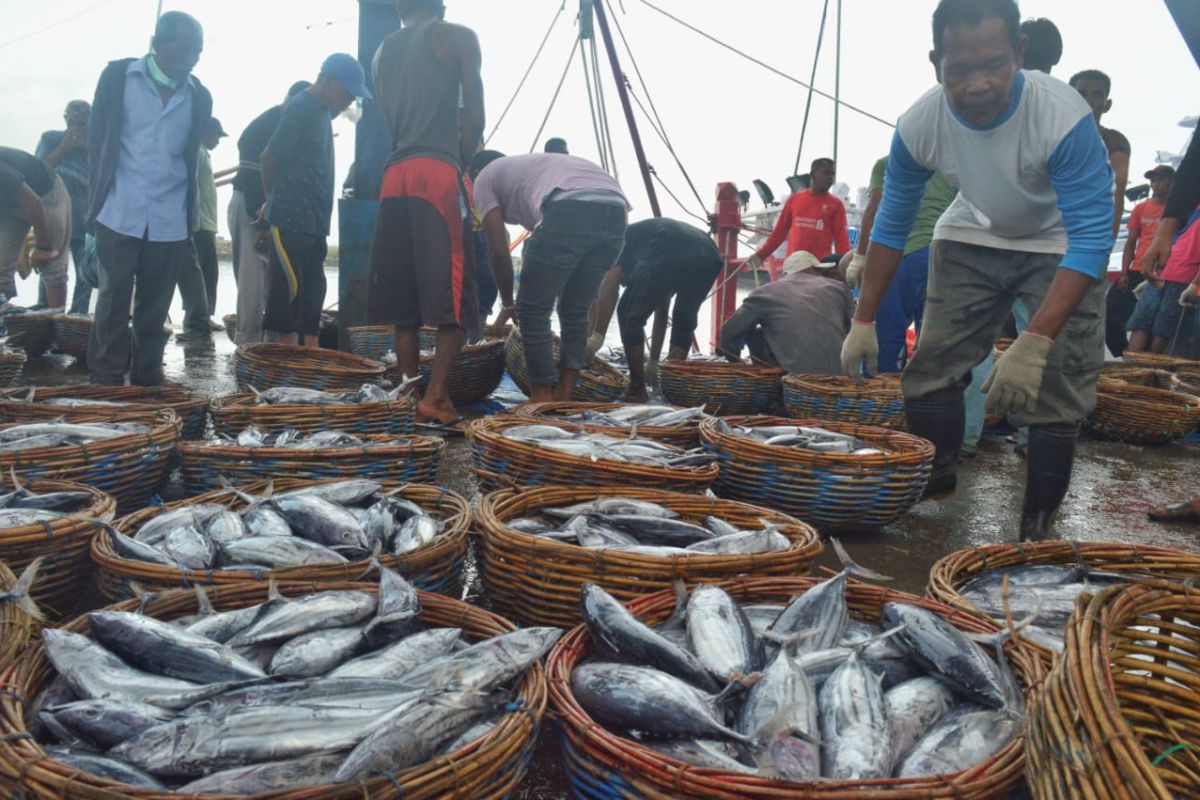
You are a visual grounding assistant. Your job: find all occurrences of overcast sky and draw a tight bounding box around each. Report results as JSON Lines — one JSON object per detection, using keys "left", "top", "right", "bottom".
{"left": 2, "top": 0, "right": 1197, "bottom": 245}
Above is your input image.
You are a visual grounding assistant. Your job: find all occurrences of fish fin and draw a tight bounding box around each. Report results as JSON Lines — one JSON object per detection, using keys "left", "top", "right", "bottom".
{"left": 128, "top": 582, "right": 157, "bottom": 615}
{"left": 9, "top": 468, "right": 26, "bottom": 496}
{"left": 193, "top": 585, "right": 215, "bottom": 618}
{"left": 711, "top": 672, "right": 761, "bottom": 707}
{"left": 23, "top": 387, "right": 35, "bottom": 403}
{"left": 750, "top": 704, "right": 822, "bottom": 749}
{"left": 831, "top": 538, "right": 892, "bottom": 582}
{"left": 759, "top": 629, "right": 816, "bottom": 655}
{"left": 844, "top": 623, "right": 906, "bottom": 653}
{"left": 1, "top": 557, "right": 44, "bottom": 621}
{"left": 266, "top": 577, "right": 283, "bottom": 604}
{"left": 658, "top": 579, "right": 689, "bottom": 632}
{"left": 247, "top": 385, "right": 264, "bottom": 401}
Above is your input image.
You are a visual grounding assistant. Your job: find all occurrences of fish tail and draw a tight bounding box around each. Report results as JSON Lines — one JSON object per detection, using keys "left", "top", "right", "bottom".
{"left": 846, "top": 623, "right": 906, "bottom": 654}
{"left": 193, "top": 585, "right": 215, "bottom": 617}
{"left": 659, "top": 579, "right": 689, "bottom": 631}
{"left": 1, "top": 558, "right": 44, "bottom": 621}
{"left": 831, "top": 538, "right": 892, "bottom": 582}
{"left": 9, "top": 467, "right": 25, "bottom": 496}
{"left": 247, "top": 384, "right": 264, "bottom": 401}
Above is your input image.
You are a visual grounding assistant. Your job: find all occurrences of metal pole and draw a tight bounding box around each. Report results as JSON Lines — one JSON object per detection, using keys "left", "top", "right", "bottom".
{"left": 593, "top": 0, "right": 662, "bottom": 217}
{"left": 833, "top": 0, "right": 842, "bottom": 164}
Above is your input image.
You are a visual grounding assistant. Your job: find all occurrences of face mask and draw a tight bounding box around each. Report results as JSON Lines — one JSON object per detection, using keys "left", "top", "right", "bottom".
{"left": 146, "top": 54, "right": 179, "bottom": 90}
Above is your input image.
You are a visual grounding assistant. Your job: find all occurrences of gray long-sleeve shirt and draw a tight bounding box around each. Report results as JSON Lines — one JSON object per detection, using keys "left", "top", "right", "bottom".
{"left": 719, "top": 271, "right": 854, "bottom": 375}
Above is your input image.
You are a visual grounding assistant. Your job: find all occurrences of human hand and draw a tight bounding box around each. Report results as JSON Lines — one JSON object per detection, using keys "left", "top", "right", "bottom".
{"left": 840, "top": 320, "right": 878, "bottom": 379}
{"left": 1115, "top": 271, "right": 1129, "bottom": 291}
{"left": 1179, "top": 284, "right": 1200, "bottom": 308}
{"left": 845, "top": 253, "right": 866, "bottom": 289}
{"left": 1141, "top": 231, "right": 1172, "bottom": 277}
{"left": 981, "top": 331, "right": 1054, "bottom": 416}
{"left": 744, "top": 255, "right": 763, "bottom": 271}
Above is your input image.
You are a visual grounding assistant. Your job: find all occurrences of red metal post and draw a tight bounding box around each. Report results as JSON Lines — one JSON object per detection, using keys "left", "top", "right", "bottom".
{"left": 710, "top": 182, "right": 742, "bottom": 352}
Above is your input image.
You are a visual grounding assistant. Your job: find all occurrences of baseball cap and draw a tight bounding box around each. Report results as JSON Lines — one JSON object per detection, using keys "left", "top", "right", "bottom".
{"left": 320, "top": 53, "right": 373, "bottom": 101}
{"left": 1144, "top": 165, "right": 1175, "bottom": 180}
{"left": 205, "top": 117, "right": 228, "bottom": 138}
{"left": 782, "top": 251, "right": 828, "bottom": 274}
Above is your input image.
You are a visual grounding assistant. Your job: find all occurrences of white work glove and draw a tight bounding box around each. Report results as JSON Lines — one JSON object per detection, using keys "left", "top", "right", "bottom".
{"left": 585, "top": 332, "right": 605, "bottom": 363}
{"left": 845, "top": 253, "right": 866, "bottom": 289}
{"left": 745, "top": 255, "right": 763, "bottom": 271}
{"left": 645, "top": 359, "right": 660, "bottom": 390}
{"left": 981, "top": 331, "right": 1054, "bottom": 416}
{"left": 840, "top": 320, "right": 878, "bottom": 379}
{"left": 1179, "top": 284, "right": 1200, "bottom": 307}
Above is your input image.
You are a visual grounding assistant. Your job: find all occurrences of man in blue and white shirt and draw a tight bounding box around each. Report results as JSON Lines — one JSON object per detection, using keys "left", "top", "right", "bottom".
{"left": 841, "top": 0, "right": 1114, "bottom": 541}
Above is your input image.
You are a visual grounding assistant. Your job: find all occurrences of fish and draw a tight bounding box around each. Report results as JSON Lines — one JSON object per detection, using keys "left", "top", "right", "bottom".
{"left": 594, "top": 515, "right": 716, "bottom": 547}
{"left": 737, "top": 640, "right": 820, "bottom": 782}
{"left": 571, "top": 662, "right": 751, "bottom": 742}
{"left": 327, "top": 627, "right": 462, "bottom": 680}
{"left": 438, "top": 718, "right": 498, "bottom": 755}
{"left": 228, "top": 590, "right": 377, "bottom": 647}
{"left": 242, "top": 504, "right": 293, "bottom": 538}
{"left": 277, "top": 479, "right": 383, "bottom": 506}
{"left": 182, "top": 678, "right": 422, "bottom": 717}
{"left": 362, "top": 567, "right": 421, "bottom": 647}
{"left": 646, "top": 739, "right": 756, "bottom": 773}
{"left": 0, "top": 558, "right": 44, "bottom": 621}
{"left": 884, "top": 675, "right": 959, "bottom": 761}
{"left": 501, "top": 424, "right": 577, "bottom": 441}
{"left": 109, "top": 529, "right": 179, "bottom": 566}
{"left": 686, "top": 584, "right": 763, "bottom": 682}
{"left": 134, "top": 504, "right": 226, "bottom": 546}
{"left": 160, "top": 524, "right": 216, "bottom": 570}
{"left": 236, "top": 427, "right": 267, "bottom": 447}
{"left": 0, "top": 422, "right": 143, "bottom": 442}
{"left": 506, "top": 517, "right": 554, "bottom": 535}
{"left": 205, "top": 510, "right": 248, "bottom": 544}
{"left": 818, "top": 649, "right": 894, "bottom": 780}
{"left": 881, "top": 602, "right": 1008, "bottom": 709}
{"left": 582, "top": 583, "right": 718, "bottom": 691}
{"left": 251, "top": 386, "right": 353, "bottom": 405}
{"left": 703, "top": 515, "right": 741, "bottom": 537}
{"left": 43, "top": 746, "right": 168, "bottom": 789}
{"left": 184, "top": 585, "right": 286, "bottom": 643}
{"left": 573, "top": 517, "right": 640, "bottom": 548}
{"left": 392, "top": 513, "right": 439, "bottom": 555}
{"left": 686, "top": 528, "right": 791, "bottom": 555}
{"left": 176, "top": 753, "right": 346, "bottom": 795}
{"left": 219, "top": 536, "right": 348, "bottom": 569}
{"left": 543, "top": 497, "right": 680, "bottom": 519}
{"left": 270, "top": 626, "right": 366, "bottom": 679}
{"left": 895, "top": 708, "right": 1022, "bottom": 778}
{"left": 0, "top": 508, "right": 64, "bottom": 529}
{"left": 361, "top": 499, "right": 396, "bottom": 551}
{"left": 45, "top": 699, "right": 173, "bottom": 750}
{"left": 270, "top": 494, "right": 368, "bottom": 550}
{"left": 396, "top": 627, "right": 562, "bottom": 692}
{"left": 0, "top": 434, "right": 71, "bottom": 451}
{"left": 89, "top": 610, "right": 267, "bottom": 683}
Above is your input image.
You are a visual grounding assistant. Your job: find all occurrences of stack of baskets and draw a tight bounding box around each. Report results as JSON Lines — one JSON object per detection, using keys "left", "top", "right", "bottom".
{"left": 210, "top": 392, "right": 415, "bottom": 438}
{"left": 49, "top": 313, "right": 91, "bottom": 358}
{"left": 1027, "top": 581, "right": 1200, "bottom": 799}
{"left": 0, "top": 349, "right": 25, "bottom": 387}
{"left": 417, "top": 328, "right": 506, "bottom": 405}
{"left": 1099, "top": 367, "right": 1181, "bottom": 391}
{"left": 504, "top": 330, "right": 627, "bottom": 402}
{"left": 1085, "top": 382, "right": 1200, "bottom": 444}
{"left": 347, "top": 324, "right": 394, "bottom": 360}
{"left": 476, "top": 486, "right": 821, "bottom": 627}
{"left": 549, "top": 576, "right": 1045, "bottom": 799}
{"left": 513, "top": 401, "right": 703, "bottom": 447}
{"left": 92, "top": 478, "right": 471, "bottom": 598}
{"left": 0, "top": 479, "right": 115, "bottom": 619}
{"left": 700, "top": 415, "right": 934, "bottom": 529}
{"left": 233, "top": 342, "right": 386, "bottom": 392}
{"left": 0, "top": 580, "right": 547, "bottom": 799}
{"left": 467, "top": 416, "right": 718, "bottom": 493}
{"left": 659, "top": 360, "right": 784, "bottom": 415}
{"left": 180, "top": 433, "right": 445, "bottom": 493}
{"left": 0, "top": 411, "right": 179, "bottom": 513}
{"left": 4, "top": 312, "right": 55, "bottom": 358}
{"left": 0, "top": 562, "right": 38, "bottom": 669}
{"left": 0, "top": 384, "right": 210, "bottom": 440}
{"left": 783, "top": 374, "right": 905, "bottom": 429}
{"left": 1121, "top": 351, "right": 1197, "bottom": 371}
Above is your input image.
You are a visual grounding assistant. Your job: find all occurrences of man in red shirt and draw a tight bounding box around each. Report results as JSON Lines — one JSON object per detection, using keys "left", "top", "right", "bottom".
{"left": 1108, "top": 165, "right": 1173, "bottom": 355}
{"left": 747, "top": 157, "right": 849, "bottom": 270}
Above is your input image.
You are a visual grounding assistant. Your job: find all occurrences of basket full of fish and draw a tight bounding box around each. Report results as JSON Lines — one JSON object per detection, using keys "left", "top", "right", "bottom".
{"left": 179, "top": 427, "right": 444, "bottom": 494}
{"left": 927, "top": 540, "right": 1200, "bottom": 664}
{"left": 0, "top": 560, "right": 40, "bottom": 669}
{"left": 209, "top": 384, "right": 416, "bottom": 439}
{"left": 233, "top": 342, "right": 386, "bottom": 393}
{"left": 50, "top": 313, "right": 92, "bottom": 359}
{"left": 0, "top": 575, "right": 553, "bottom": 798}
{"left": 91, "top": 478, "right": 471, "bottom": 598}
{"left": 378, "top": 328, "right": 508, "bottom": 406}
{"left": 0, "top": 385, "right": 210, "bottom": 440}
{"left": 700, "top": 416, "right": 934, "bottom": 530}
{"left": 504, "top": 329, "right": 629, "bottom": 402}
{"left": 549, "top": 568, "right": 1045, "bottom": 799}
{"left": 0, "top": 413, "right": 180, "bottom": 514}
{"left": 782, "top": 374, "right": 906, "bottom": 430}
{"left": 476, "top": 485, "right": 821, "bottom": 628}
{"left": 0, "top": 476, "right": 116, "bottom": 619}
{"left": 4, "top": 308, "right": 56, "bottom": 358}
{"left": 513, "top": 402, "right": 707, "bottom": 448}
{"left": 659, "top": 359, "right": 785, "bottom": 416}
{"left": 468, "top": 416, "right": 719, "bottom": 493}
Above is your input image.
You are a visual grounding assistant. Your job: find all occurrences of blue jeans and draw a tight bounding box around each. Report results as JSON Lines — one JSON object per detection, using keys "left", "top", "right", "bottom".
{"left": 517, "top": 200, "right": 627, "bottom": 386}
{"left": 875, "top": 246, "right": 929, "bottom": 373}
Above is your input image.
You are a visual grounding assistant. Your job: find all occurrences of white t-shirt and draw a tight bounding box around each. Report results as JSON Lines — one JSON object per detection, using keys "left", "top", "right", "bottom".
{"left": 473, "top": 153, "right": 629, "bottom": 230}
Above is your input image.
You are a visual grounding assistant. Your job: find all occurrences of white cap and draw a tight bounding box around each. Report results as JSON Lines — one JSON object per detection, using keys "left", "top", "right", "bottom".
{"left": 782, "top": 251, "right": 829, "bottom": 274}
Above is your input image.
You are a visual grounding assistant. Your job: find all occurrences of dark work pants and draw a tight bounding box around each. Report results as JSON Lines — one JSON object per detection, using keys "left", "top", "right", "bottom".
{"left": 88, "top": 224, "right": 186, "bottom": 386}
{"left": 180, "top": 229, "right": 218, "bottom": 329}
{"left": 1104, "top": 271, "right": 1144, "bottom": 357}
{"left": 68, "top": 239, "right": 93, "bottom": 314}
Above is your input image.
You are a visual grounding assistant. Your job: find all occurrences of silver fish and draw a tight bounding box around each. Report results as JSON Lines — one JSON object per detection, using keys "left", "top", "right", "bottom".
{"left": 885, "top": 675, "right": 959, "bottom": 761}
{"left": 646, "top": 739, "right": 756, "bottom": 773}
{"left": 228, "top": 590, "right": 377, "bottom": 647}
{"left": 686, "top": 528, "right": 791, "bottom": 555}
{"left": 270, "top": 626, "right": 365, "bottom": 679}
{"left": 362, "top": 499, "right": 396, "bottom": 551}
{"left": 819, "top": 649, "right": 894, "bottom": 780}
{"left": 703, "top": 515, "right": 741, "bottom": 537}
{"left": 46, "top": 699, "right": 172, "bottom": 750}
{"left": 44, "top": 746, "right": 167, "bottom": 789}
{"left": 327, "top": 627, "right": 462, "bottom": 680}
{"left": 236, "top": 427, "right": 267, "bottom": 447}
{"left": 737, "top": 643, "right": 820, "bottom": 781}
{"left": 438, "top": 718, "right": 498, "bottom": 755}
{"left": 160, "top": 524, "right": 217, "bottom": 570}
{"left": 502, "top": 424, "right": 577, "bottom": 441}
{"left": 686, "top": 584, "right": 762, "bottom": 682}
{"left": 110, "top": 529, "right": 177, "bottom": 566}
{"left": 0, "top": 558, "right": 43, "bottom": 621}
{"left": 0, "top": 508, "right": 62, "bottom": 528}
{"left": 184, "top": 586, "right": 286, "bottom": 644}
{"left": 0, "top": 422, "right": 138, "bottom": 442}
{"left": 219, "top": 536, "right": 348, "bottom": 569}
{"left": 895, "top": 707, "right": 1021, "bottom": 778}
{"left": 392, "top": 513, "right": 439, "bottom": 555}
{"left": 271, "top": 494, "right": 368, "bottom": 550}
{"left": 182, "top": 678, "right": 421, "bottom": 717}
{"left": 89, "top": 610, "right": 266, "bottom": 683}
{"left": 177, "top": 753, "right": 345, "bottom": 795}
{"left": 277, "top": 478, "right": 382, "bottom": 506}
{"left": 0, "top": 434, "right": 70, "bottom": 451}
{"left": 595, "top": 514, "right": 716, "bottom": 547}
{"left": 205, "top": 510, "right": 248, "bottom": 545}
{"left": 252, "top": 386, "right": 350, "bottom": 405}
{"left": 134, "top": 504, "right": 225, "bottom": 545}
{"left": 243, "top": 504, "right": 293, "bottom": 538}
{"left": 397, "top": 627, "right": 562, "bottom": 692}
{"left": 362, "top": 567, "right": 421, "bottom": 648}
{"left": 543, "top": 496, "right": 680, "bottom": 520}
{"left": 506, "top": 517, "right": 554, "bottom": 535}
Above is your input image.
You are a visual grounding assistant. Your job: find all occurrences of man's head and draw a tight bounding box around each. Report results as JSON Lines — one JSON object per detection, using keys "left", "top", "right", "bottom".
{"left": 63, "top": 100, "right": 90, "bottom": 134}
{"left": 1069, "top": 69, "right": 1112, "bottom": 123}
{"left": 1145, "top": 165, "right": 1175, "bottom": 199}
{"left": 397, "top": 0, "right": 445, "bottom": 24}
{"left": 1019, "top": 17, "right": 1061, "bottom": 73}
{"left": 469, "top": 149, "right": 506, "bottom": 180}
{"left": 201, "top": 117, "right": 227, "bottom": 150}
{"left": 313, "top": 53, "right": 373, "bottom": 114}
{"left": 809, "top": 158, "right": 836, "bottom": 194}
{"left": 152, "top": 11, "right": 204, "bottom": 82}
{"left": 285, "top": 80, "right": 312, "bottom": 104}
{"left": 782, "top": 250, "right": 835, "bottom": 277}
{"left": 930, "top": 0, "right": 1022, "bottom": 129}
{"left": 544, "top": 138, "right": 568, "bottom": 155}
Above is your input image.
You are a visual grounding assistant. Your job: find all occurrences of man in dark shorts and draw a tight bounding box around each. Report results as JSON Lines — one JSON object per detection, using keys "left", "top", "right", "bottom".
{"left": 369, "top": 0, "right": 484, "bottom": 426}
{"left": 261, "top": 54, "right": 370, "bottom": 346}
{"left": 598, "top": 218, "right": 723, "bottom": 402}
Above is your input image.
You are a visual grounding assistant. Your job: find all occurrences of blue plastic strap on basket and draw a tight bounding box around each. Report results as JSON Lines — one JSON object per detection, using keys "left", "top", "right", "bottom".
{"left": 383, "top": 770, "right": 405, "bottom": 796}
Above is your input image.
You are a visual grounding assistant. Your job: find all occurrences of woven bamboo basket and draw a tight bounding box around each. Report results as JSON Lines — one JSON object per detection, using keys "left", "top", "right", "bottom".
{"left": 417, "top": 329, "right": 507, "bottom": 405}
{"left": 512, "top": 401, "right": 704, "bottom": 448}
{"left": 504, "top": 329, "right": 628, "bottom": 402}
{"left": 1174, "top": 366, "right": 1200, "bottom": 395}
{"left": 1098, "top": 368, "right": 1184, "bottom": 392}
{"left": 0, "top": 579, "right": 545, "bottom": 800}
{"left": 550, "top": 576, "right": 1046, "bottom": 799}
{"left": 347, "top": 324, "right": 394, "bottom": 361}
{"left": 1027, "top": 582, "right": 1200, "bottom": 799}
{"left": 233, "top": 342, "right": 386, "bottom": 393}
{"left": 927, "top": 541, "right": 1200, "bottom": 665}
{"left": 209, "top": 392, "right": 415, "bottom": 438}
{"left": 467, "top": 416, "right": 718, "bottom": 493}
{"left": 1121, "top": 350, "right": 1198, "bottom": 371}
{"left": 92, "top": 478, "right": 470, "bottom": 598}
{"left": 476, "top": 485, "right": 821, "bottom": 628}
{"left": 222, "top": 313, "right": 237, "bottom": 344}
{"left": 659, "top": 360, "right": 784, "bottom": 416}
{"left": 699, "top": 415, "right": 934, "bottom": 530}
{"left": 179, "top": 434, "right": 445, "bottom": 494}
{"left": 783, "top": 374, "right": 906, "bottom": 429}
{"left": 0, "top": 479, "right": 115, "bottom": 620}
{"left": 1085, "top": 382, "right": 1200, "bottom": 444}
{"left": 49, "top": 314, "right": 91, "bottom": 359}
{"left": 0, "top": 412, "right": 178, "bottom": 514}
{"left": 4, "top": 312, "right": 55, "bottom": 358}
{"left": 0, "top": 385, "right": 209, "bottom": 440}
{"left": 0, "top": 562, "right": 37, "bottom": 669}
{"left": 0, "top": 350, "right": 25, "bottom": 388}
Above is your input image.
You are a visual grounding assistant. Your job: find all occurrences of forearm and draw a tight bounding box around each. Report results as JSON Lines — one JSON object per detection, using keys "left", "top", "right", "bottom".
{"left": 852, "top": 243, "right": 904, "bottom": 322}
{"left": 16, "top": 190, "right": 51, "bottom": 247}
{"left": 490, "top": 252, "right": 515, "bottom": 310}
{"left": 259, "top": 151, "right": 278, "bottom": 203}
{"left": 1121, "top": 235, "right": 1136, "bottom": 272}
{"left": 591, "top": 266, "right": 622, "bottom": 337}
{"left": 1026, "top": 269, "right": 1097, "bottom": 340}
{"left": 651, "top": 299, "right": 671, "bottom": 358}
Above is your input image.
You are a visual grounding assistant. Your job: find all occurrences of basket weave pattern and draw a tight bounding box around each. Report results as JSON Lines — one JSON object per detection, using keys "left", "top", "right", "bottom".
{"left": 209, "top": 393, "right": 415, "bottom": 438}
{"left": 0, "top": 385, "right": 209, "bottom": 440}
{"left": 233, "top": 342, "right": 386, "bottom": 392}
{"left": 659, "top": 361, "right": 784, "bottom": 416}
{"left": 783, "top": 374, "right": 906, "bottom": 429}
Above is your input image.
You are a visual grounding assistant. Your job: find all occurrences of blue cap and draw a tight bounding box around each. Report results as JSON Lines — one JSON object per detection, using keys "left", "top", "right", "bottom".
{"left": 319, "top": 53, "right": 373, "bottom": 101}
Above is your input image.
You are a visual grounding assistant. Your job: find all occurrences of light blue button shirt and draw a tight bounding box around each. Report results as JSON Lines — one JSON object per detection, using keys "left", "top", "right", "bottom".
{"left": 96, "top": 58, "right": 194, "bottom": 242}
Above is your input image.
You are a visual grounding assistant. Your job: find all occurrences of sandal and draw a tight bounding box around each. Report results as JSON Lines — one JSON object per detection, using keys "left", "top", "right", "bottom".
{"left": 1147, "top": 499, "right": 1200, "bottom": 523}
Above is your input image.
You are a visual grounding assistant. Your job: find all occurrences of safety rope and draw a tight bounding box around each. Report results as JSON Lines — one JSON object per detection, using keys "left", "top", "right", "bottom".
{"left": 578, "top": 40, "right": 609, "bottom": 172}
{"left": 485, "top": 1, "right": 566, "bottom": 145}
{"left": 794, "top": 0, "right": 832, "bottom": 174}
{"left": 529, "top": 36, "right": 582, "bottom": 153}
{"left": 589, "top": 35, "right": 620, "bottom": 182}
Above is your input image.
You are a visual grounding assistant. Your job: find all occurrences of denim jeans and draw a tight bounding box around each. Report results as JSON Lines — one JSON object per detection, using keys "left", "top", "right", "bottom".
{"left": 516, "top": 199, "right": 626, "bottom": 386}
{"left": 962, "top": 349, "right": 994, "bottom": 451}
{"left": 875, "top": 246, "right": 930, "bottom": 373}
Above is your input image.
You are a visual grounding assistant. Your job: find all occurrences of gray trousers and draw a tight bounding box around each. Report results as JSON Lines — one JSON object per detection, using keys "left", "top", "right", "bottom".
{"left": 87, "top": 224, "right": 186, "bottom": 386}
{"left": 229, "top": 190, "right": 269, "bottom": 345}
{"left": 903, "top": 239, "right": 1106, "bottom": 428}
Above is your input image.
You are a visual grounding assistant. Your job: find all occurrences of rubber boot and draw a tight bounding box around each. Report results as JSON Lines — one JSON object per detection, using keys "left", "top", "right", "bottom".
{"left": 1019, "top": 422, "right": 1079, "bottom": 541}
{"left": 905, "top": 387, "right": 965, "bottom": 499}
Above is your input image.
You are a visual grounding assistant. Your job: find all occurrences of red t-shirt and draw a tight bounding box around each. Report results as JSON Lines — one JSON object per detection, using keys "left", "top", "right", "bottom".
{"left": 753, "top": 189, "right": 850, "bottom": 261}
{"left": 1127, "top": 198, "right": 1165, "bottom": 273}
{"left": 1160, "top": 220, "right": 1200, "bottom": 285}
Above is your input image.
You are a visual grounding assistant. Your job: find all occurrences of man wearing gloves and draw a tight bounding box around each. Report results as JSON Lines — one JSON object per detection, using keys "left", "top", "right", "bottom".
{"left": 841, "top": 0, "right": 1114, "bottom": 541}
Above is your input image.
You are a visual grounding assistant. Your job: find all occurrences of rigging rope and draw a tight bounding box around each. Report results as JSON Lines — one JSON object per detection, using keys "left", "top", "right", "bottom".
{"left": 529, "top": 36, "right": 582, "bottom": 153}
{"left": 589, "top": 35, "right": 620, "bottom": 182}
{"left": 485, "top": 1, "right": 566, "bottom": 145}
{"left": 0, "top": 0, "right": 122, "bottom": 49}
{"left": 794, "top": 0, "right": 831, "bottom": 175}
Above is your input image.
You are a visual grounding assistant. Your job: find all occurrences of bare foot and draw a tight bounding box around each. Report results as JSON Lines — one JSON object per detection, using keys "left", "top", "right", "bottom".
{"left": 529, "top": 386, "right": 554, "bottom": 403}
{"left": 416, "top": 397, "right": 460, "bottom": 426}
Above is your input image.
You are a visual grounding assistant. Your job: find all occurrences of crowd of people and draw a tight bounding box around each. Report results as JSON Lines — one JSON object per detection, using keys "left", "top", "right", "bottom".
{"left": 0, "top": 0, "right": 1196, "bottom": 534}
